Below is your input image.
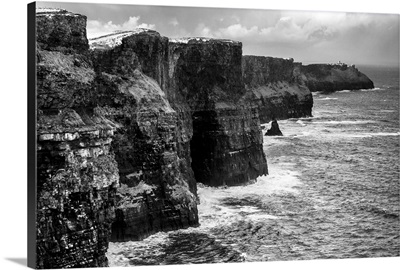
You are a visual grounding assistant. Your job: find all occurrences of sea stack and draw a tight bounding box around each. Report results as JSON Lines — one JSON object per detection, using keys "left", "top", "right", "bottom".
{"left": 265, "top": 119, "right": 283, "bottom": 136}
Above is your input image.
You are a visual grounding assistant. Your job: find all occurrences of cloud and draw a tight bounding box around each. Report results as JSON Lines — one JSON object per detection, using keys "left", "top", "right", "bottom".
{"left": 87, "top": 16, "right": 155, "bottom": 38}
{"left": 217, "top": 24, "right": 259, "bottom": 39}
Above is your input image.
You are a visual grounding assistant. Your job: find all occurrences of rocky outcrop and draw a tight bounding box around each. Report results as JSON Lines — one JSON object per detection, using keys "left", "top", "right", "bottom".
{"left": 90, "top": 30, "right": 198, "bottom": 241}
{"left": 35, "top": 8, "right": 270, "bottom": 268}
{"left": 242, "top": 56, "right": 313, "bottom": 123}
{"left": 35, "top": 10, "right": 198, "bottom": 268}
{"left": 36, "top": 47, "right": 120, "bottom": 268}
{"left": 36, "top": 8, "right": 89, "bottom": 52}
{"left": 92, "top": 33, "right": 269, "bottom": 187}
{"left": 168, "top": 38, "right": 268, "bottom": 186}
{"left": 302, "top": 63, "right": 374, "bottom": 92}
{"left": 265, "top": 119, "right": 283, "bottom": 136}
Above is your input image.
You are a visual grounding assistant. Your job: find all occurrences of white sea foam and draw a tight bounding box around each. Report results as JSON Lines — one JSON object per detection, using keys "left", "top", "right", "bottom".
{"left": 291, "top": 131, "right": 314, "bottom": 137}
{"left": 360, "top": 87, "right": 383, "bottom": 92}
{"left": 337, "top": 90, "right": 351, "bottom": 93}
{"left": 296, "top": 120, "right": 306, "bottom": 126}
{"left": 196, "top": 163, "right": 301, "bottom": 229}
{"left": 314, "top": 97, "right": 338, "bottom": 100}
{"left": 344, "top": 132, "right": 400, "bottom": 138}
{"left": 314, "top": 120, "right": 376, "bottom": 125}
{"left": 380, "top": 110, "right": 396, "bottom": 113}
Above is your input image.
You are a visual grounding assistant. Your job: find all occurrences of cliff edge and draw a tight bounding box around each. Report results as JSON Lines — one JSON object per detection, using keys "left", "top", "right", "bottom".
{"left": 169, "top": 38, "right": 268, "bottom": 186}
{"left": 35, "top": 9, "right": 199, "bottom": 268}
{"left": 302, "top": 63, "right": 374, "bottom": 92}
{"left": 34, "top": 8, "right": 269, "bottom": 268}
{"left": 242, "top": 56, "right": 313, "bottom": 123}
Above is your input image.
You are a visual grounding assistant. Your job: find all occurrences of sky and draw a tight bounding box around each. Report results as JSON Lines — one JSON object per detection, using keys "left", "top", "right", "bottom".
{"left": 37, "top": 1, "right": 399, "bottom": 67}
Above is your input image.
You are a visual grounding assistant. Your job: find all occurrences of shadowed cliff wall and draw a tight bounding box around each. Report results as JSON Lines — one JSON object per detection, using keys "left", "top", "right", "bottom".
{"left": 242, "top": 56, "right": 313, "bottom": 123}
{"left": 302, "top": 63, "right": 374, "bottom": 92}
{"left": 36, "top": 9, "right": 119, "bottom": 268}
{"left": 168, "top": 39, "right": 268, "bottom": 186}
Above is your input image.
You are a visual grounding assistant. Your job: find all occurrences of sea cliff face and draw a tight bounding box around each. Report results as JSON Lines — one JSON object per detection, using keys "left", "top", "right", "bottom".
{"left": 36, "top": 12, "right": 119, "bottom": 267}
{"left": 302, "top": 63, "right": 374, "bottom": 92}
{"left": 168, "top": 39, "right": 268, "bottom": 186}
{"left": 35, "top": 9, "right": 198, "bottom": 268}
{"left": 35, "top": 8, "right": 269, "bottom": 268}
{"left": 90, "top": 30, "right": 199, "bottom": 241}
{"left": 242, "top": 56, "right": 313, "bottom": 123}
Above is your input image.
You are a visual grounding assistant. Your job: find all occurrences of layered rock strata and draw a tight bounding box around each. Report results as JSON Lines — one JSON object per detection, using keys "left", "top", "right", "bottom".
{"left": 36, "top": 35, "right": 119, "bottom": 268}
{"left": 36, "top": 7, "right": 274, "bottom": 268}
{"left": 35, "top": 9, "right": 199, "bottom": 268}
{"left": 168, "top": 38, "right": 268, "bottom": 186}
{"left": 242, "top": 56, "right": 313, "bottom": 123}
{"left": 90, "top": 30, "right": 198, "bottom": 241}
{"left": 302, "top": 63, "right": 374, "bottom": 92}
{"left": 36, "top": 8, "right": 89, "bottom": 52}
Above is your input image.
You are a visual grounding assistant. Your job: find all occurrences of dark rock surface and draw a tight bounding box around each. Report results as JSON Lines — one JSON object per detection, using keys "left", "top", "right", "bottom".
{"left": 302, "top": 63, "right": 374, "bottom": 92}
{"left": 90, "top": 30, "right": 199, "bottom": 241}
{"left": 242, "top": 56, "right": 313, "bottom": 123}
{"left": 35, "top": 10, "right": 198, "bottom": 268}
{"left": 36, "top": 8, "right": 89, "bottom": 52}
{"left": 36, "top": 46, "right": 119, "bottom": 268}
{"left": 168, "top": 38, "right": 268, "bottom": 186}
{"left": 265, "top": 119, "right": 283, "bottom": 136}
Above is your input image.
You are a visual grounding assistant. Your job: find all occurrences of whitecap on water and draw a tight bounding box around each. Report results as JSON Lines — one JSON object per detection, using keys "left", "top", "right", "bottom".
{"left": 196, "top": 163, "right": 302, "bottom": 229}
{"left": 314, "top": 97, "right": 338, "bottom": 100}
{"left": 344, "top": 132, "right": 400, "bottom": 138}
{"left": 360, "top": 87, "right": 383, "bottom": 92}
{"left": 314, "top": 120, "right": 376, "bottom": 125}
{"left": 380, "top": 110, "right": 396, "bottom": 113}
{"left": 296, "top": 120, "right": 306, "bottom": 126}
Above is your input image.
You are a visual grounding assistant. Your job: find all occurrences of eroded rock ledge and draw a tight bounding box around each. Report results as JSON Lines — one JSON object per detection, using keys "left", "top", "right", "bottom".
{"left": 242, "top": 56, "right": 313, "bottom": 123}
{"left": 35, "top": 8, "right": 268, "bottom": 268}
{"left": 168, "top": 39, "right": 268, "bottom": 186}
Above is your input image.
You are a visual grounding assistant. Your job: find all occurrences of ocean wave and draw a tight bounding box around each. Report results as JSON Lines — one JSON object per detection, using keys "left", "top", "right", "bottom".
{"left": 359, "top": 205, "right": 400, "bottom": 219}
{"left": 344, "top": 132, "right": 400, "bottom": 138}
{"left": 360, "top": 87, "right": 384, "bottom": 92}
{"left": 296, "top": 120, "right": 306, "bottom": 126}
{"left": 314, "top": 97, "right": 338, "bottom": 100}
{"left": 314, "top": 120, "right": 376, "bottom": 125}
{"left": 380, "top": 109, "right": 397, "bottom": 113}
{"left": 195, "top": 164, "right": 301, "bottom": 229}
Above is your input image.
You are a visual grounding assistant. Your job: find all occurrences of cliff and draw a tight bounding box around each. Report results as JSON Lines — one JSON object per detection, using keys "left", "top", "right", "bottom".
{"left": 35, "top": 8, "right": 269, "bottom": 268}
{"left": 242, "top": 56, "right": 313, "bottom": 123}
{"left": 168, "top": 38, "right": 268, "bottom": 186}
{"left": 35, "top": 9, "right": 198, "bottom": 268}
{"left": 36, "top": 9, "right": 119, "bottom": 267}
{"left": 91, "top": 32, "right": 269, "bottom": 187}
{"left": 36, "top": 8, "right": 89, "bottom": 52}
{"left": 90, "top": 30, "right": 199, "bottom": 241}
{"left": 302, "top": 63, "right": 374, "bottom": 92}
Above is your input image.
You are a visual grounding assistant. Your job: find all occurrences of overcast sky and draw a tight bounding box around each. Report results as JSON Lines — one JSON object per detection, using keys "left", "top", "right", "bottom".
{"left": 37, "top": 1, "right": 399, "bottom": 67}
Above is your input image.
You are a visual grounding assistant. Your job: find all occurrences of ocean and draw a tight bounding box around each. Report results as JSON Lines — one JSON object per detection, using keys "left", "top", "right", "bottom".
{"left": 107, "top": 65, "right": 399, "bottom": 266}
